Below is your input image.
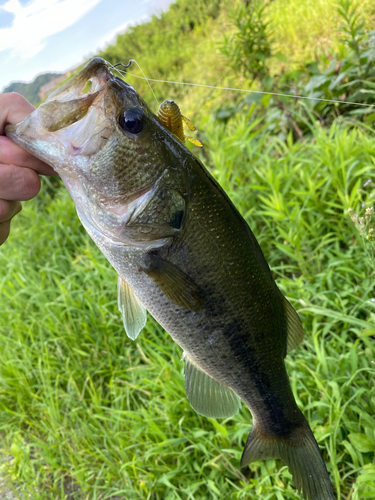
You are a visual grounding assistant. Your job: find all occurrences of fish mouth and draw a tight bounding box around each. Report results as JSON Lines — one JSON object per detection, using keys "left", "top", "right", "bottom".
{"left": 5, "top": 58, "right": 168, "bottom": 248}
{"left": 5, "top": 58, "right": 120, "bottom": 177}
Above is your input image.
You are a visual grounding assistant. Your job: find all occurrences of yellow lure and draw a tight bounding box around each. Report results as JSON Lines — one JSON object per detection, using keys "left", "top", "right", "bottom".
{"left": 157, "top": 100, "right": 202, "bottom": 147}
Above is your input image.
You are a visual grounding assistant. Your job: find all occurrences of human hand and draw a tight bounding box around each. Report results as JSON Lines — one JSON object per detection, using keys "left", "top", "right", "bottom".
{"left": 0, "top": 92, "right": 56, "bottom": 246}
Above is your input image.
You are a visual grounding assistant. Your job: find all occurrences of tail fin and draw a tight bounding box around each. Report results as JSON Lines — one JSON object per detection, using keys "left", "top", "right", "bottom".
{"left": 240, "top": 424, "right": 335, "bottom": 500}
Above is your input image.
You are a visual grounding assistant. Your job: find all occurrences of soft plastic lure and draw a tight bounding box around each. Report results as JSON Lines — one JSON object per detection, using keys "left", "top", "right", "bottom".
{"left": 158, "top": 100, "right": 202, "bottom": 147}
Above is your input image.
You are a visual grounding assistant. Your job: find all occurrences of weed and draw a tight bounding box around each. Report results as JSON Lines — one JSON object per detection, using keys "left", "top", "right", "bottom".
{"left": 220, "top": 0, "right": 272, "bottom": 84}
{"left": 348, "top": 180, "right": 375, "bottom": 269}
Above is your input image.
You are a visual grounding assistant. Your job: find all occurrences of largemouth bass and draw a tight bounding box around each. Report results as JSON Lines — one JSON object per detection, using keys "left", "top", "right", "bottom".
{"left": 6, "top": 58, "right": 335, "bottom": 500}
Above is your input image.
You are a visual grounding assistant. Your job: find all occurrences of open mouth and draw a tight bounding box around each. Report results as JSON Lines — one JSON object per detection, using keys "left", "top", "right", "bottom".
{"left": 5, "top": 58, "right": 117, "bottom": 176}
{"left": 42, "top": 58, "right": 113, "bottom": 106}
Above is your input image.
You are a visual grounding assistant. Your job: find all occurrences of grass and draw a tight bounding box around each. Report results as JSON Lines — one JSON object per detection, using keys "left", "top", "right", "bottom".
{"left": 267, "top": 0, "right": 375, "bottom": 68}
{"left": 1, "top": 115, "right": 375, "bottom": 499}
{"left": 2, "top": 0, "right": 375, "bottom": 498}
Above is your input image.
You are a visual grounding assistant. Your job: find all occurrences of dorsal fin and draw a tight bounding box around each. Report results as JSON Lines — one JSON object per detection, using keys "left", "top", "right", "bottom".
{"left": 283, "top": 295, "right": 304, "bottom": 353}
{"left": 183, "top": 353, "right": 241, "bottom": 418}
{"left": 117, "top": 276, "right": 147, "bottom": 340}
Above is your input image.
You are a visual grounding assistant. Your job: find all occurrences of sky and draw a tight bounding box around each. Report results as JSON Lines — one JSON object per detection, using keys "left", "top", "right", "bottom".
{"left": 0, "top": 0, "right": 174, "bottom": 91}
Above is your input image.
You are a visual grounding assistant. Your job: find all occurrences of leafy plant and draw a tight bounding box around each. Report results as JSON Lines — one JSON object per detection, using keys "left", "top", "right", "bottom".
{"left": 348, "top": 179, "right": 375, "bottom": 269}
{"left": 220, "top": 0, "right": 273, "bottom": 84}
{"left": 217, "top": 0, "right": 375, "bottom": 138}
{"left": 294, "top": 0, "right": 375, "bottom": 123}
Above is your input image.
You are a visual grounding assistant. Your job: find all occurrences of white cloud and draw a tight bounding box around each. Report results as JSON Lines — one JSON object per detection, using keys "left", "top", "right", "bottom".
{"left": 0, "top": 0, "right": 102, "bottom": 58}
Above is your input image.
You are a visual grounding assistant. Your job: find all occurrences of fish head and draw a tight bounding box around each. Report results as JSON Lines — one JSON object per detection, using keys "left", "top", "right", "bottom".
{"left": 6, "top": 58, "right": 190, "bottom": 248}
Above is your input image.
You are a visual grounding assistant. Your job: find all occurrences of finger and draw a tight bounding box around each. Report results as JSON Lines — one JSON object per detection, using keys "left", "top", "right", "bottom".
{"left": 0, "top": 136, "right": 56, "bottom": 176}
{"left": 0, "top": 220, "right": 12, "bottom": 246}
{"left": 0, "top": 164, "right": 41, "bottom": 200}
{"left": 0, "top": 199, "right": 22, "bottom": 223}
{"left": 0, "top": 93, "right": 36, "bottom": 135}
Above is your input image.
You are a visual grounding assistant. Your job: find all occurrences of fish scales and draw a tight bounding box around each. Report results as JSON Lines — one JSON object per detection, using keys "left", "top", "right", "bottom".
{"left": 5, "top": 58, "right": 335, "bottom": 500}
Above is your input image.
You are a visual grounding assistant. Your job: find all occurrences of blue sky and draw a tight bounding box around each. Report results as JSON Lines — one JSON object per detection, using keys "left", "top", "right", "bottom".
{"left": 0, "top": 0, "right": 174, "bottom": 91}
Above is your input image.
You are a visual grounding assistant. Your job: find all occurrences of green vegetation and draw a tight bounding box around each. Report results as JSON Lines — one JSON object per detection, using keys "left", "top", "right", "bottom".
{"left": 2, "top": 73, "right": 63, "bottom": 106}
{"left": 100, "top": 0, "right": 231, "bottom": 118}
{"left": 215, "top": 0, "right": 375, "bottom": 139}
{"left": 1, "top": 0, "right": 375, "bottom": 499}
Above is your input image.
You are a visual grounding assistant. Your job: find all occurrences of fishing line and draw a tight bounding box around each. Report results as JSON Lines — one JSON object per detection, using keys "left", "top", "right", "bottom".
{"left": 110, "top": 60, "right": 159, "bottom": 106}
{"left": 121, "top": 70, "right": 374, "bottom": 108}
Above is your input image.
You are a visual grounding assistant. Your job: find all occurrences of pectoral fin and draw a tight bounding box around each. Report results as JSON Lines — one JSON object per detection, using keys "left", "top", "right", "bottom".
{"left": 117, "top": 277, "right": 147, "bottom": 340}
{"left": 283, "top": 295, "right": 304, "bottom": 353}
{"left": 183, "top": 353, "right": 241, "bottom": 418}
{"left": 142, "top": 255, "right": 204, "bottom": 310}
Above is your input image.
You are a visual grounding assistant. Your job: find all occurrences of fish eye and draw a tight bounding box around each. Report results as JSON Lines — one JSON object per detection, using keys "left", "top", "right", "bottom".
{"left": 119, "top": 108, "right": 143, "bottom": 134}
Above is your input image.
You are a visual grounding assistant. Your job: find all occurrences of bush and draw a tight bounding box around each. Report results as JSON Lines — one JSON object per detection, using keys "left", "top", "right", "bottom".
{"left": 217, "top": 0, "right": 375, "bottom": 138}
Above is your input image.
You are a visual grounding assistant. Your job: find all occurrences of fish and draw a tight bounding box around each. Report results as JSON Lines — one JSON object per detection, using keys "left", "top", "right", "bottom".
{"left": 5, "top": 57, "right": 335, "bottom": 500}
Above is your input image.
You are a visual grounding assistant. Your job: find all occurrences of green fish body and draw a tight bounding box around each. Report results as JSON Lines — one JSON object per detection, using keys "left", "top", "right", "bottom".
{"left": 6, "top": 58, "right": 335, "bottom": 500}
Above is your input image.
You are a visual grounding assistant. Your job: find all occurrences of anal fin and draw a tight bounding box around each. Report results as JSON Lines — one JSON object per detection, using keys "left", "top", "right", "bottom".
{"left": 183, "top": 353, "right": 241, "bottom": 418}
{"left": 117, "top": 277, "right": 147, "bottom": 340}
